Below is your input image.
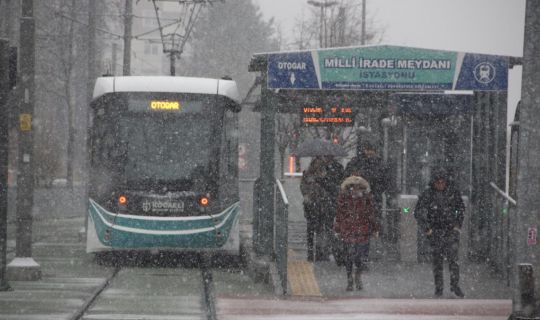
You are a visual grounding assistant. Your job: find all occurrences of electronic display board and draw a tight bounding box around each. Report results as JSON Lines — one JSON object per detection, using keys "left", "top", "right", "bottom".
{"left": 301, "top": 105, "right": 355, "bottom": 126}
{"left": 127, "top": 98, "right": 203, "bottom": 113}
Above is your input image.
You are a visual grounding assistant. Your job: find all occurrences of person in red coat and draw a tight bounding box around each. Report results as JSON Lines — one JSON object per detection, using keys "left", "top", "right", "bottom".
{"left": 334, "top": 175, "right": 380, "bottom": 291}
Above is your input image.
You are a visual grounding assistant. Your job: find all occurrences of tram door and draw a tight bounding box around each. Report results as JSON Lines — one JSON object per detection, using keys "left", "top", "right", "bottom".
{"left": 394, "top": 93, "right": 473, "bottom": 263}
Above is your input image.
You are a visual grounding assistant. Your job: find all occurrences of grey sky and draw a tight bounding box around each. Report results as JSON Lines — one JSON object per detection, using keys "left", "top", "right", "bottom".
{"left": 253, "top": 0, "right": 526, "bottom": 56}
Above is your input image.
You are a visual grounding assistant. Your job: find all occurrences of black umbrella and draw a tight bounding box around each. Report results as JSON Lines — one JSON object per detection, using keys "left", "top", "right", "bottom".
{"left": 295, "top": 138, "right": 347, "bottom": 157}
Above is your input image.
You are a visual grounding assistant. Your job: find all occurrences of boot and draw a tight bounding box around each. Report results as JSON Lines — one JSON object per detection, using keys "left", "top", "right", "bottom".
{"left": 354, "top": 268, "right": 363, "bottom": 290}
{"left": 307, "top": 249, "right": 314, "bottom": 262}
{"left": 346, "top": 273, "right": 353, "bottom": 291}
{"left": 451, "top": 285, "right": 464, "bottom": 298}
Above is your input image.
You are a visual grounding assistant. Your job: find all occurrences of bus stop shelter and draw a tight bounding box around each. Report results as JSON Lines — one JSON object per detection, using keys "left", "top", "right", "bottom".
{"left": 248, "top": 45, "right": 520, "bottom": 295}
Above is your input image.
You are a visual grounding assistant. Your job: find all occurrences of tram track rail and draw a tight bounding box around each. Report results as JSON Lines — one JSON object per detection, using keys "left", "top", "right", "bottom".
{"left": 69, "top": 255, "right": 218, "bottom": 320}
{"left": 70, "top": 266, "right": 121, "bottom": 320}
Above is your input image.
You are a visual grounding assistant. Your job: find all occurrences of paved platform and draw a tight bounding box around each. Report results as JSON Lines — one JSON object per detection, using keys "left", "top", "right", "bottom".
{"left": 280, "top": 178, "right": 512, "bottom": 300}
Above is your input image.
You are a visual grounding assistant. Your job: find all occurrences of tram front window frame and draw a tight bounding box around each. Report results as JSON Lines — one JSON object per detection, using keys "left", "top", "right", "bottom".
{"left": 89, "top": 92, "right": 226, "bottom": 193}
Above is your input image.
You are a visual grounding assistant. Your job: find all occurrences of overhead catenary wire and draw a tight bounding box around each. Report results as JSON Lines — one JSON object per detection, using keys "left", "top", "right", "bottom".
{"left": 50, "top": 9, "right": 185, "bottom": 43}
{"left": 151, "top": 0, "right": 207, "bottom": 75}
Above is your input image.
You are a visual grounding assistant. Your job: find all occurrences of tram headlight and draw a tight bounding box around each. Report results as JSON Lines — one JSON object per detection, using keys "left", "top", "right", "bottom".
{"left": 118, "top": 195, "right": 128, "bottom": 213}
{"left": 118, "top": 195, "right": 128, "bottom": 205}
{"left": 198, "top": 195, "right": 210, "bottom": 207}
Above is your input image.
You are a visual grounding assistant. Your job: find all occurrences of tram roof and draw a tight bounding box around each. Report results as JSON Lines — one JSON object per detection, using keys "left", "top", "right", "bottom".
{"left": 92, "top": 76, "right": 241, "bottom": 104}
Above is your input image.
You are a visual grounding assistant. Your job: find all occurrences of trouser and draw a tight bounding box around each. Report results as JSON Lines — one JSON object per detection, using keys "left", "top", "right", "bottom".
{"left": 318, "top": 212, "right": 335, "bottom": 259}
{"left": 304, "top": 202, "right": 322, "bottom": 259}
{"left": 430, "top": 231, "right": 460, "bottom": 290}
{"left": 344, "top": 242, "right": 369, "bottom": 276}
{"left": 306, "top": 216, "right": 321, "bottom": 259}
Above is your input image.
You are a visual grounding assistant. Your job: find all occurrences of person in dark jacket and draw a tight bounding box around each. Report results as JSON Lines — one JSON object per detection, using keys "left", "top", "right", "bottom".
{"left": 345, "top": 139, "right": 395, "bottom": 213}
{"left": 414, "top": 168, "right": 465, "bottom": 298}
{"left": 319, "top": 155, "right": 344, "bottom": 260}
{"left": 300, "top": 157, "right": 328, "bottom": 261}
{"left": 334, "top": 176, "right": 379, "bottom": 291}
{"left": 344, "top": 139, "right": 396, "bottom": 264}
{"left": 301, "top": 156, "right": 344, "bottom": 261}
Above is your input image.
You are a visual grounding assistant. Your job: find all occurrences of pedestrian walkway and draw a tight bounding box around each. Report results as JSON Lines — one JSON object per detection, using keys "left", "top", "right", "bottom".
{"left": 288, "top": 258, "right": 321, "bottom": 297}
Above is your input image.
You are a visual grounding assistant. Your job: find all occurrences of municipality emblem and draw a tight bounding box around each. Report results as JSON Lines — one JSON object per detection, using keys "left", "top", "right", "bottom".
{"left": 474, "top": 62, "right": 496, "bottom": 84}
{"left": 142, "top": 200, "right": 151, "bottom": 212}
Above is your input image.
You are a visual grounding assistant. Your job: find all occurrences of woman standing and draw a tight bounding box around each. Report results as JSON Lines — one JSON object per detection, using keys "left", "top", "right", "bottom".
{"left": 334, "top": 176, "right": 379, "bottom": 291}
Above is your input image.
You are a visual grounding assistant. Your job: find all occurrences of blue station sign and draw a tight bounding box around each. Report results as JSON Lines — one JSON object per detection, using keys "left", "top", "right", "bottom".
{"left": 266, "top": 45, "right": 508, "bottom": 91}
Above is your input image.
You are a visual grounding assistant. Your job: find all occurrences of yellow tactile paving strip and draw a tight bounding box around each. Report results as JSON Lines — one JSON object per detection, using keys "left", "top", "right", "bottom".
{"left": 287, "top": 250, "right": 322, "bottom": 297}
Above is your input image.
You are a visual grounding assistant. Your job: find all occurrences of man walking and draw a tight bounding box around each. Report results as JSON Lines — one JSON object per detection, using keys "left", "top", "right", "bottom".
{"left": 414, "top": 167, "right": 465, "bottom": 298}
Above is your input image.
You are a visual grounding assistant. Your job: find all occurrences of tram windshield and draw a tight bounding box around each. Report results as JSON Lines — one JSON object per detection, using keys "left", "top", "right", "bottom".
{"left": 90, "top": 92, "right": 223, "bottom": 189}
{"left": 120, "top": 114, "right": 212, "bottom": 181}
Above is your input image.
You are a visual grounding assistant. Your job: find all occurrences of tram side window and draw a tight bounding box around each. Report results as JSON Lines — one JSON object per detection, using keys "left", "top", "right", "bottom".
{"left": 90, "top": 109, "right": 106, "bottom": 166}
{"left": 91, "top": 109, "right": 124, "bottom": 169}
{"left": 219, "top": 108, "right": 237, "bottom": 179}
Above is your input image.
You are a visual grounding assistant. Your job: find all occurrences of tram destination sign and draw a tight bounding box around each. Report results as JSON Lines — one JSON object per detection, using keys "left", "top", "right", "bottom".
{"left": 267, "top": 45, "right": 508, "bottom": 91}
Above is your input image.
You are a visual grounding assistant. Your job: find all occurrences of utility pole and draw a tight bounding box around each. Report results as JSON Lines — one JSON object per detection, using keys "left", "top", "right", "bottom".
{"left": 337, "top": 7, "right": 345, "bottom": 46}
{"left": 307, "top": 0, "right": 337, "bottom": 48}
{"left": 8, "top": 0, "right": 41, "bottom": 281}
{"left": 512, "top": 1, "right": 540, "bottom": 318}
{"left": 87, "top": 0, "right": 96, "bottom": 103}
{"left": 361, "top": 0, "right": 366, "bottom": 45}
{"left": 123, "top": 0, "right": 133, "bottom": 76}
{"left": 0, "top": 38, "right": 11, "bottom": 291}
{"left": 112, "top": 43, "right": 118, "bottom": 76}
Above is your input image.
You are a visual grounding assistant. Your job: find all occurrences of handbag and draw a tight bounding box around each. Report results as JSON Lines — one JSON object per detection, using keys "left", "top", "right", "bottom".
{"left": 331, "top": 232, "right": 346, "bottom": 266}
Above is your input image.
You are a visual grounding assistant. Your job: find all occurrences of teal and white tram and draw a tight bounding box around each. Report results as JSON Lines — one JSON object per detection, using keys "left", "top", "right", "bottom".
{"left": 86, "top": 76, "right": 241, "bottom": 255}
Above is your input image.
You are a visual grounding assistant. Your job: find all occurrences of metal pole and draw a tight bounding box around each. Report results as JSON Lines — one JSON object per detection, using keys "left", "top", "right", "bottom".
{"left": 112, "top": 43, "right": 118, "bottom": 76}
{"left": 319, "top": 6, "right": 323, "bottom": 48}
{"left": 323, "top": 0, "right": 327, "bottom": 48}
{"left": 10, "top": 0, "right": 41, "bottom": 281}
{"left": 0, "top": 38, "right": 11, "bottom": 291}
{"left": 381, "top": 117, "right": 390, "bottom": 252}
{"left": 517, "top": 264, "right": 536, "bottom": 318}
{"left": 338, "top": 7, "right": 345, "bottom": 46}
{"left": 256, "top": 74, "right": 275, "bottom": 256}
{"left": 123, "top": 0, "right": 133, "bottom": 76}
{"left": 170, "top": 54, "right": 176, "bottom": 76}
{"left": 512, "top": 0, "right": 540, "bottom": 317}
{"left": 361, "top": 0, "right": 366, "bottom": 45}
{"left": 87, "top": 0, "right": 96, "bottom": 103}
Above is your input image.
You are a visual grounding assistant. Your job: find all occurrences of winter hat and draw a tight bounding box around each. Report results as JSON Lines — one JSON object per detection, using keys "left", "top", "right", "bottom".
{"left": 431, "top": 167, "right": 449, "bottom": 182}
{"left": 341, "top": 175, "right": 370, "bottom": 192}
